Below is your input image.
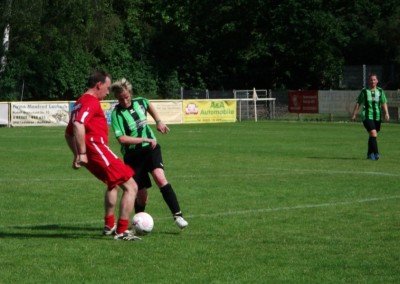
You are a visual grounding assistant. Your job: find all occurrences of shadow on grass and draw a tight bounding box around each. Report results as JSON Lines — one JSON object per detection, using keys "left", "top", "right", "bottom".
{"left": 0, "top": 224, "right": 104, "bottom": 239}
{"left": 14, "top": 224, "right": 100, "bottom": 231}
{"left": 0, "top": 224, "right": 182, "bottom": 239}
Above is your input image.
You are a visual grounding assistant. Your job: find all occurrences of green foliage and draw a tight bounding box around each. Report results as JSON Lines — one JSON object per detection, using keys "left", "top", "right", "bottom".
{"left": 269, "top": 0, "right": 349, "bottom": 89}
{"left": 128, "top": 60, "right": 158, "bottom": 98}
{"left": 0, "top": 0, "right": 400, "bottom": 100}
{"left": 56, "top": 50, "right": 98, "bottom": 100}
{"left": 157, "top": 70, "right": 181, "bottom": 99}
{"left": 0, "top": 122, "right": 400, "bottom": 282}
{"left": 0, "top": 74, "right": 19, "bottom": 101}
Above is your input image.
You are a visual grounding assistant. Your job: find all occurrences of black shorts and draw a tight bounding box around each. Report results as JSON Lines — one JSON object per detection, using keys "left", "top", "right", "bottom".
{"left": 124, "top": 144, "right": 164, "bottom": 190}
{"left": 363, "top": 119, "right": 381, "bottom": 133}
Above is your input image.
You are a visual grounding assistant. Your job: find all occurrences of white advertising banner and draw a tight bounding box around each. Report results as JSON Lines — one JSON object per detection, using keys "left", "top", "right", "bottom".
{"left": 11, "top": 102, "right": 70, "bottom": 127}
{"left": 0, "top": 103, "right": 9, "bottom": 125}
{"left": 147, "top": 100, "right": 183, "bottom": 124}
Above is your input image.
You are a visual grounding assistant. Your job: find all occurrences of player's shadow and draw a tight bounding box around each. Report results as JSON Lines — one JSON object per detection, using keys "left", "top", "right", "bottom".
{"left": 0, "top": 224, "right": 183, "bottom": 239}
{"left": 0, "top": 224, "right": 104, "bottom": 239}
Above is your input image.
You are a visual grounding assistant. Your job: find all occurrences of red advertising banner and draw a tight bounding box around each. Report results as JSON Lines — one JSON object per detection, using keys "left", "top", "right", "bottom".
{"left": 288, "top": 90, "right": 319, "bottom": 113}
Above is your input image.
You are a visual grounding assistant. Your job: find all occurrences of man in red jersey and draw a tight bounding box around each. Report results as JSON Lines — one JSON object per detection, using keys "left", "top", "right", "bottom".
{"left": 65, "top": 70, "right": 140, "bottom": 241}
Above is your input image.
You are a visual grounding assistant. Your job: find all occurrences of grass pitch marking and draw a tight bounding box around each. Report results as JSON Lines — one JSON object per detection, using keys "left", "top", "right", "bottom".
{"left": 190, "top": 195, "right": 400, "bottom": 219}
{"left": 2, "top": 195, "right": 399, "bottom": 229}
{"left": 1, "top": 167, "right": 399, "bottom": 183}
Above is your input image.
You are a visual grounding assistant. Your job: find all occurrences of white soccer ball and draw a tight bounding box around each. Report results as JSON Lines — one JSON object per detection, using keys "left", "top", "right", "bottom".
{"left": 132, "top": 212, "right": 154, "bottom": 235}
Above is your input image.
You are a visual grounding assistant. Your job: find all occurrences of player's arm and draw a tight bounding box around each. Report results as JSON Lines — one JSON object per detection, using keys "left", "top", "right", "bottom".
{"left": 117, "top": 135, "right": 153, "bottom": 145}
{"left": 351, "top": 103, "right": 360, "bottom": 121}
{"left": 351, "top": 104, "right": 360, "bottom": 121}
{"left": 117, "top": 135, "right": 157, "bottom": 149}
{"left": 111, "top": 110, "right": 157, "bottom": 148}
{"left": 148, "top": 102, "right": 169, "bottom": 134}
{"left": 65, "top": 131, "right": 77, "bottom": 155}
{"left": 72, "top": 121, "right": 88, "bottom": 168}
{"left": 352, "top": 91, "right": 365, "bottom": 121}
{"left": 382, "top": 102, "right": 390, "bottom": 121}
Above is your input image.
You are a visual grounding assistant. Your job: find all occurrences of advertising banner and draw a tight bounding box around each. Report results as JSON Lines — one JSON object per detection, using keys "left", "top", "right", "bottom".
{"left": 183, "top": 100, "right": 236, "bottom": 123}
{"left": 69, "top": 100, "right": 182, "bottom": 125}
{"left": 288, "top": 90, "right": 318, "bottom": 113}
{"left": 0, "top": 103, "right": 9, "bottom": 125}
{"left": 148, "top": 101, "right": 183, "bottom": 124}
{"left": 11, "top": 102, "right": 69, "bottom": 126}
{"left": 101, "top": 101, "right": 118, "bottom": 125}
{"left": 68, "top": 101, "right": 118, "bottom": 126}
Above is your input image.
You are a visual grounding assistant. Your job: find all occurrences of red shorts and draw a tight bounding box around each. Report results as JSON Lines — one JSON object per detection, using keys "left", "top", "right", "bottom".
{"left": 85, "top": 137, "right": 134, "bottom": 190}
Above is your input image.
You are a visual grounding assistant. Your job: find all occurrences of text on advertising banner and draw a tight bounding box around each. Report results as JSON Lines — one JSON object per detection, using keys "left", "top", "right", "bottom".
{"left": 11, "top": 102, "right": 69, "bottom": 126}
{"left": 288, "top": 90, "right": 318, "bottom": 113}
{"left": 183, "top": 100, "right": 236, "bottom": 123}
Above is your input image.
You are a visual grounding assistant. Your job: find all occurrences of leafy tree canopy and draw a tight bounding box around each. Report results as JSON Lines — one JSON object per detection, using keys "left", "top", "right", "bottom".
{"left": 0, "top": 0, "right": 399, "bottom": 100}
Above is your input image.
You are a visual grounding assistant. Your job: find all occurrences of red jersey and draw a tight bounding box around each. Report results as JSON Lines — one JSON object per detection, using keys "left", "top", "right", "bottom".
{"left": 66, "top": 93, "right": 134, "bottom": 190}
{"left": 66, "top": 93, "right": 109, "bottom": 144}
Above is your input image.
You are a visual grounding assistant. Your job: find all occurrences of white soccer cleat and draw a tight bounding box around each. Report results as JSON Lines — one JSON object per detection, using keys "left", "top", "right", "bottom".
{"left": 102, "top": 224, "right": 116, "bottom": 236}
{"left": 114, "top": 230, "right": 141, "bottom": 241}
{"left": 174, "top": 216, "right": 189, "bottom": 229}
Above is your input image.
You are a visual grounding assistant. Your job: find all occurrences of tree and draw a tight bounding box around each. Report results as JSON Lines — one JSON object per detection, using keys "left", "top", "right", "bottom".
{"left": 1, "top": 0, "right": 400, "bottom": 101}
{"left": 0, "top": 0, "right": 122, "bottom": 100}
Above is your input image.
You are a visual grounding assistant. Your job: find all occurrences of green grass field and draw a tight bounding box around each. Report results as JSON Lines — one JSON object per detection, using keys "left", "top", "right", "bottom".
{"left": 0, "top": 121, "right": 399, "bottom": 283}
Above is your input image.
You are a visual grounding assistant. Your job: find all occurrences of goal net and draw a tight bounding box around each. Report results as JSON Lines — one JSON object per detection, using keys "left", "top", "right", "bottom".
{"left": 234, "top": 89, "right": 275, "bottom": 121}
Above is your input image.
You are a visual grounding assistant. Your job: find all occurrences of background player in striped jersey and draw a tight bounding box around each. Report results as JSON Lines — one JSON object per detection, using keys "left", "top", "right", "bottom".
{"left": 351, "top": 73, "right": 390, "bottom": 160}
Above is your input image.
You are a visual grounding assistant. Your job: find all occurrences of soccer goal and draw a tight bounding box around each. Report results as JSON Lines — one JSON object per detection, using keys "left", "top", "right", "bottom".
{"left": 234, "top": 89, "right": 276, "bottom": 121}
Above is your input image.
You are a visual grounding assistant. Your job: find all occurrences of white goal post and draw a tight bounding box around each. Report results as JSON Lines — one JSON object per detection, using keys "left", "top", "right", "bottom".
{"left": 234, "top": 89, "right": 276, "bottom": 122}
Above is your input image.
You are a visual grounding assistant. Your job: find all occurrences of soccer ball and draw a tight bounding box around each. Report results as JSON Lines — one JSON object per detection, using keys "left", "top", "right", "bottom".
{"left": 132, "top": 212, "right": 154, "bottom": 235}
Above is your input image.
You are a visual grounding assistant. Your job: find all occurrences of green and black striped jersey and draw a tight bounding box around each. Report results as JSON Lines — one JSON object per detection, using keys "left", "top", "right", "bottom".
{"left": 111, "top": 97, "right": 156, "bottom": 155}
{"left": 356, "top": 87, "right": 387, "bottom": 121}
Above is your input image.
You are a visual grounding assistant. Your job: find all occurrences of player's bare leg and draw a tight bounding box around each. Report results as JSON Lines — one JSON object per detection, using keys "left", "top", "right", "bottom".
{"left": 103, "top": 187, "right": 118, "bottom": 235}
{"left": 114, "top": 178, "right": 141, "bottom": 240}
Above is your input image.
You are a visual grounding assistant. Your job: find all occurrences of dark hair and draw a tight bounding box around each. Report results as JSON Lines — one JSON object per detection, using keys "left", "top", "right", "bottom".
{"left": 86, "top": 70, "right": 111, "bottom": 88}
{"left": 369, "top": 73, "right": 378, "bottom": 79}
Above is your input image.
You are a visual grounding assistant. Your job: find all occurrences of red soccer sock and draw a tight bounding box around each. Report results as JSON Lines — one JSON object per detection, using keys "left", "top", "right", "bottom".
{"left": 104, "top": 214, "right": 115, "bottom": 229}
{"left": 116, "top": 219, "right": 129, "bottom": 235}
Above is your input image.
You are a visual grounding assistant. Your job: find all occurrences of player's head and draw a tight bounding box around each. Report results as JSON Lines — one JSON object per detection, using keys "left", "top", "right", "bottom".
{"left": 87, "top": 70, "right": 111, "bottom": 100}
{"left": 111, "top": 78, "right": 133, "bottom": 108}
{"left": 368, "top": 73, "right": 378, "bottom": 88}
{"left": 87, "top": 70, "right": 111, "bottom": 88}
{"left": 111, "top": 78, "right": 132, "bottom": 96}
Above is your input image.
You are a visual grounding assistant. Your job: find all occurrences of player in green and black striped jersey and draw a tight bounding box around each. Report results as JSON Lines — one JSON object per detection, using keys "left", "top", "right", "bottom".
{"left": 110, "top": 78, "right": 188, "bottom": 230}
{"left": 351, "top": 74, "right": 390, "bottom": 160}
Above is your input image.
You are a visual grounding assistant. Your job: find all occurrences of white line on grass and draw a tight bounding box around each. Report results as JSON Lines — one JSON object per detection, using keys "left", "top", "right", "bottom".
{"left": 0, "top": 168, "right": 399, "bottom": 182}
{"left": 212, "top": 168, "right": 400, "bottom": 178}
{"left": 188, "top": 195, "right": 400, "bottom": 219}
{"left": 263, "top": 168, "right": 400, "bottom": 177}
{"left": 2, "top": 195, "right": 399, "bottom": 229}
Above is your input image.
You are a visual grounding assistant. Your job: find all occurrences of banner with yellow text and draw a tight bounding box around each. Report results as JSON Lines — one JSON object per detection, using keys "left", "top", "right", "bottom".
{"left": 183, "top": 100, "right": 236, "bottom": 123}
{"left": 69, "top": 100, "right": 182, "bottom": 125}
